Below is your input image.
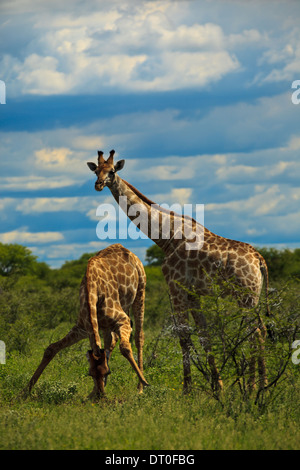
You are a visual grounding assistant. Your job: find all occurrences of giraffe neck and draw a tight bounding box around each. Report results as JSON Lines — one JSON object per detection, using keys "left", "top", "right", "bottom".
{"left": 109, "top": 175, "right": 203, "bottom": 255}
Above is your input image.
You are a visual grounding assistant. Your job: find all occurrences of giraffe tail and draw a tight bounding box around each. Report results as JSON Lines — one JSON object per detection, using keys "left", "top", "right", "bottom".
{"left": 86, "top": 261, "right": 103, "bottom": 359}
{"left": 259, "top": 254, "right": 275, "bottom": 340}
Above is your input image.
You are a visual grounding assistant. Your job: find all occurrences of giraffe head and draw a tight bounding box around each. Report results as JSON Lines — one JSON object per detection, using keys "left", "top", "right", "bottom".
{"left": 86, "top": 349, "right": 110, "bottom": 396}
{"left": 87, "top": 149, "right": 125, "bottom": 192}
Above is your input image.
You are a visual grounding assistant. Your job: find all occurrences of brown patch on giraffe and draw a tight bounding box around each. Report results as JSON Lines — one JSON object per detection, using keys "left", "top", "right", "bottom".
{"left": 189, "top": 249, "right": 198, "bottom": 259}
{"left": 235, "top": 258, "right": 247, "bottom": 269}
{"left": 189, "top": 258, "right": 199, "bottom": 268}
{"left": 242, "top": 266, "right": 250, "bottom": 277}
{"left": 198, "top": 251, "right": 208, "bottom": 262}
{"left": 125, "top": 264, "right": 133, "bottom": 276}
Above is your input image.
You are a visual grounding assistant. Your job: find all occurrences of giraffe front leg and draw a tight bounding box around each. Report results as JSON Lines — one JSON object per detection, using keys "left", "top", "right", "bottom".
{"left": 132, "top": 287, "right": 146, "bottom": 393}
{"left": 191, "top": 309, "right": 223, "bottom": 393}
{"left": 247, "top": 327, "right": 257, "bottom": 394}
{"left": 116, "top": 315, "right": 149, "bottom": 391}
{"left": 22, "top": 325, "right": 87, "bottom": 398}
{"left": 179, "top": 335, "right": 192, "bottom": 394}
{"left": 256, "top": 315, "right": 268, "bottom": 390}
{"left": 173, "top": 310, "right": 193, "bottom": 394}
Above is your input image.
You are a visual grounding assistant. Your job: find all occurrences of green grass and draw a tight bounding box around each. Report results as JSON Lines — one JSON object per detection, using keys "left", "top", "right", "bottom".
{"left": 1, "top": 260, "right": 300, "bottom": 450}
{"left": 1, "top": 322, "right": 300, "bottom": 450}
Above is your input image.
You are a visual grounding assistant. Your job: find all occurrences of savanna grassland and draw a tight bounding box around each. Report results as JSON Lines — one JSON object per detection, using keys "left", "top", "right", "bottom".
{"left": 0, "top": 243, "right": 300, "bottom": 450}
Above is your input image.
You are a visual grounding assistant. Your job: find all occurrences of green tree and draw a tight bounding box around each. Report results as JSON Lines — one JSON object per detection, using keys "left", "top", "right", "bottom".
{"left": 145, "top": 244, "right": 165, "bottom": 266}
{"left": 0, "top": 243, "right": 38, "bottom": 277}
{"left": 257, "top": 247, "right": 300, "bottom": 280}
{"left": 47, "top": 252, "right": 96, "bottom": 288}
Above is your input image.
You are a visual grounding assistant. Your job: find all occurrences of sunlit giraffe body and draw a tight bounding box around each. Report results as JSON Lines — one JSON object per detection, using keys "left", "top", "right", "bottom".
{"left": 87, "top": 150, "right": 270, "bottom": 393}
{"left": 24, "top": 244, "right": 148, "bottom": 399}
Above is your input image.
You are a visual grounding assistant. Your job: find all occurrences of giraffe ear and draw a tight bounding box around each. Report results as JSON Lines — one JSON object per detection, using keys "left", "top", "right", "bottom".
{"left": 87, "top": 162, "right": 97, "bottom": 172}
{"left": 114, "top": 159, "right": 125, "bottom": 172}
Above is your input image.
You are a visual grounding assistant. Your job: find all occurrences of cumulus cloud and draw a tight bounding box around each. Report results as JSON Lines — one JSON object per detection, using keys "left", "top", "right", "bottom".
{"left": 29, "top": 239, "right": 150, "bottom": 267}
{"left": 152, "top": 187, "right": 193, "bottom": 206}
{"left": 0, "top": 228, "right": 64, "bottom": 244}
{"left": 0, "top": 176, "right": 76, "bottom": 190}
{"left": 281, "top": 135, "right": 300, "bottom": 151}
{"left": 14, "top": 195, "right": 115, "bottom": 223}
{"left": 1, "top": 0, "right": 300, "bottom": 266}
{"left": 35, "top": 147, "right": 73, "bottom": 166}
{"left": 206, "top": 184, "right": 300, "bottom": 221}
{"left": 33, "top": 240, "right": 104, "bottom": 260}
{"left": 1, "top": 1, "right": 242, "bottom": 96}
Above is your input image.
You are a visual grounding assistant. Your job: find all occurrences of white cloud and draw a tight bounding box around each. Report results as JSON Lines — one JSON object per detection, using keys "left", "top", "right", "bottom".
{"left": 14, "top": 195, "right": 115, "bottom": 223}
{"left": 206, "top": 185, "right": 289, "bottom": 217}
{"left": 127, "top": 153, "right": 229, "bottom": 183}
{"left": 2, "top": 0, "right": 300, "bottom": 97}
{"left": 35, "top": 147, "right": 73, "bottom": 166}
{"left": 267, "top": 210, "right": 300, "bottom": 236}
{"left": 0, "top": 176, "right": 76, "bottom": 190}
{"left": 255, "top": 26, "right": 300, "bottom": 84}
{"left": 2, "top": 3, "right": 242, "bottom": 96}
{"left": 2, "top": 0, "right": 300, "bottom": 261}
{"left": 152, "top": 187, "right": 192, "bottom": 206}
{"left": 281, "top": 135, "right": 300, "bottom": 151}
{"left": 72, "top": 135, "right": 106, "bottom": 150}
{"left": 35, "top": 241, "right": 104, "bottom": 259}
{"left": 160, "top": 22, "right": 225, "bottom": 51}
{"left": 15, "top": 54, "right": 72, "bottom": 95}
{"left": 227, "top": 29, "right": 265, "bottom": 48}
{"left": 28, "top": 239, "right": 150, "bottom": 267}
{"left": 132, "top": 51, "right": 239, "bottom": 92}
{"left": 216, "top": 164, "right": 258, "bottom": 181}
{"left": 0, "top": 228, "right": 64, "bottom": 244}
{"left": 15, "top": 197, "right": 79, "bottom": 214}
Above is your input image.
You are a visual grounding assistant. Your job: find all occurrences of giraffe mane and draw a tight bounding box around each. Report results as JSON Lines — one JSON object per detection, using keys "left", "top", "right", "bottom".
{"left": 122, "top": 179, "right": 198, "bottom": 225}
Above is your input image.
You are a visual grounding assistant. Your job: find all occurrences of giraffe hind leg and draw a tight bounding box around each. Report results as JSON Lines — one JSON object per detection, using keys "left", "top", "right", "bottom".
{"left": 131, "top": 283, "right": 146, "bottom": 392}
{"left": 247, "top": 327, "right": 267, "bottom": 394}
{"left": 101, "top": 329, "right": 119, "bottom": 386}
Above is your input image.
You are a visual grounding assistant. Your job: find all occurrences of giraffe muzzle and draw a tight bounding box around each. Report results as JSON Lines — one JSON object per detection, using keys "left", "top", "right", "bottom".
{"left": 95, "top": 181, "right": 105, "bottom": 191}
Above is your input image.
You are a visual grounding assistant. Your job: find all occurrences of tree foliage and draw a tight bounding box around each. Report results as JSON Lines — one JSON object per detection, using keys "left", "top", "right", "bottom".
{"left": 145, "top": 244, "right": 165, "bottom": 266}
{"left": 0, "top": 243, "right": 39, "bottom": 277}
{"left": 0, "top": 242, "right": 299, "bottom": 415}
{"left": 257, "top": 247, "right": 300, "bottom": 280}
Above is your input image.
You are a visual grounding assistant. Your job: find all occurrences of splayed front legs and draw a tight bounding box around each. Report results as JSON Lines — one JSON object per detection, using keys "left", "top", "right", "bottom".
{"left": 87, "top": 310, "right": 149, "bottom": 400}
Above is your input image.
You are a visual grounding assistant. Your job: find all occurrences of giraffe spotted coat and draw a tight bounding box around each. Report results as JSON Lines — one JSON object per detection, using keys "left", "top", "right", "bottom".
{"left": 24, "top": 244, "right": 148, "bottom": 399}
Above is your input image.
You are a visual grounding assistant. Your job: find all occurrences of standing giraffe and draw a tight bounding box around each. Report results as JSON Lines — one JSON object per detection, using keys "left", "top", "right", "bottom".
{"left": 23, "top": 244, "right": 148, "bottom": 399}
{"left": 87, "top": 150, "right": 270, "bottom": 393}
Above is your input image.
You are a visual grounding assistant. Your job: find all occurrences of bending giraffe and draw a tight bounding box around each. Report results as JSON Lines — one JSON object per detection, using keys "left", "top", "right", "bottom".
{"left": 23, "top": 244, "right": 149, "bottom": 399}
{"left": 87, "top": 150, "right": 271, "bottom": 393}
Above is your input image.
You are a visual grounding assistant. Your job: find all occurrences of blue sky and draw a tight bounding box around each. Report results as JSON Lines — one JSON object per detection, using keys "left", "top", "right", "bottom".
{"left": 0, "top": 0, "right": 299, "bottom": 267}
